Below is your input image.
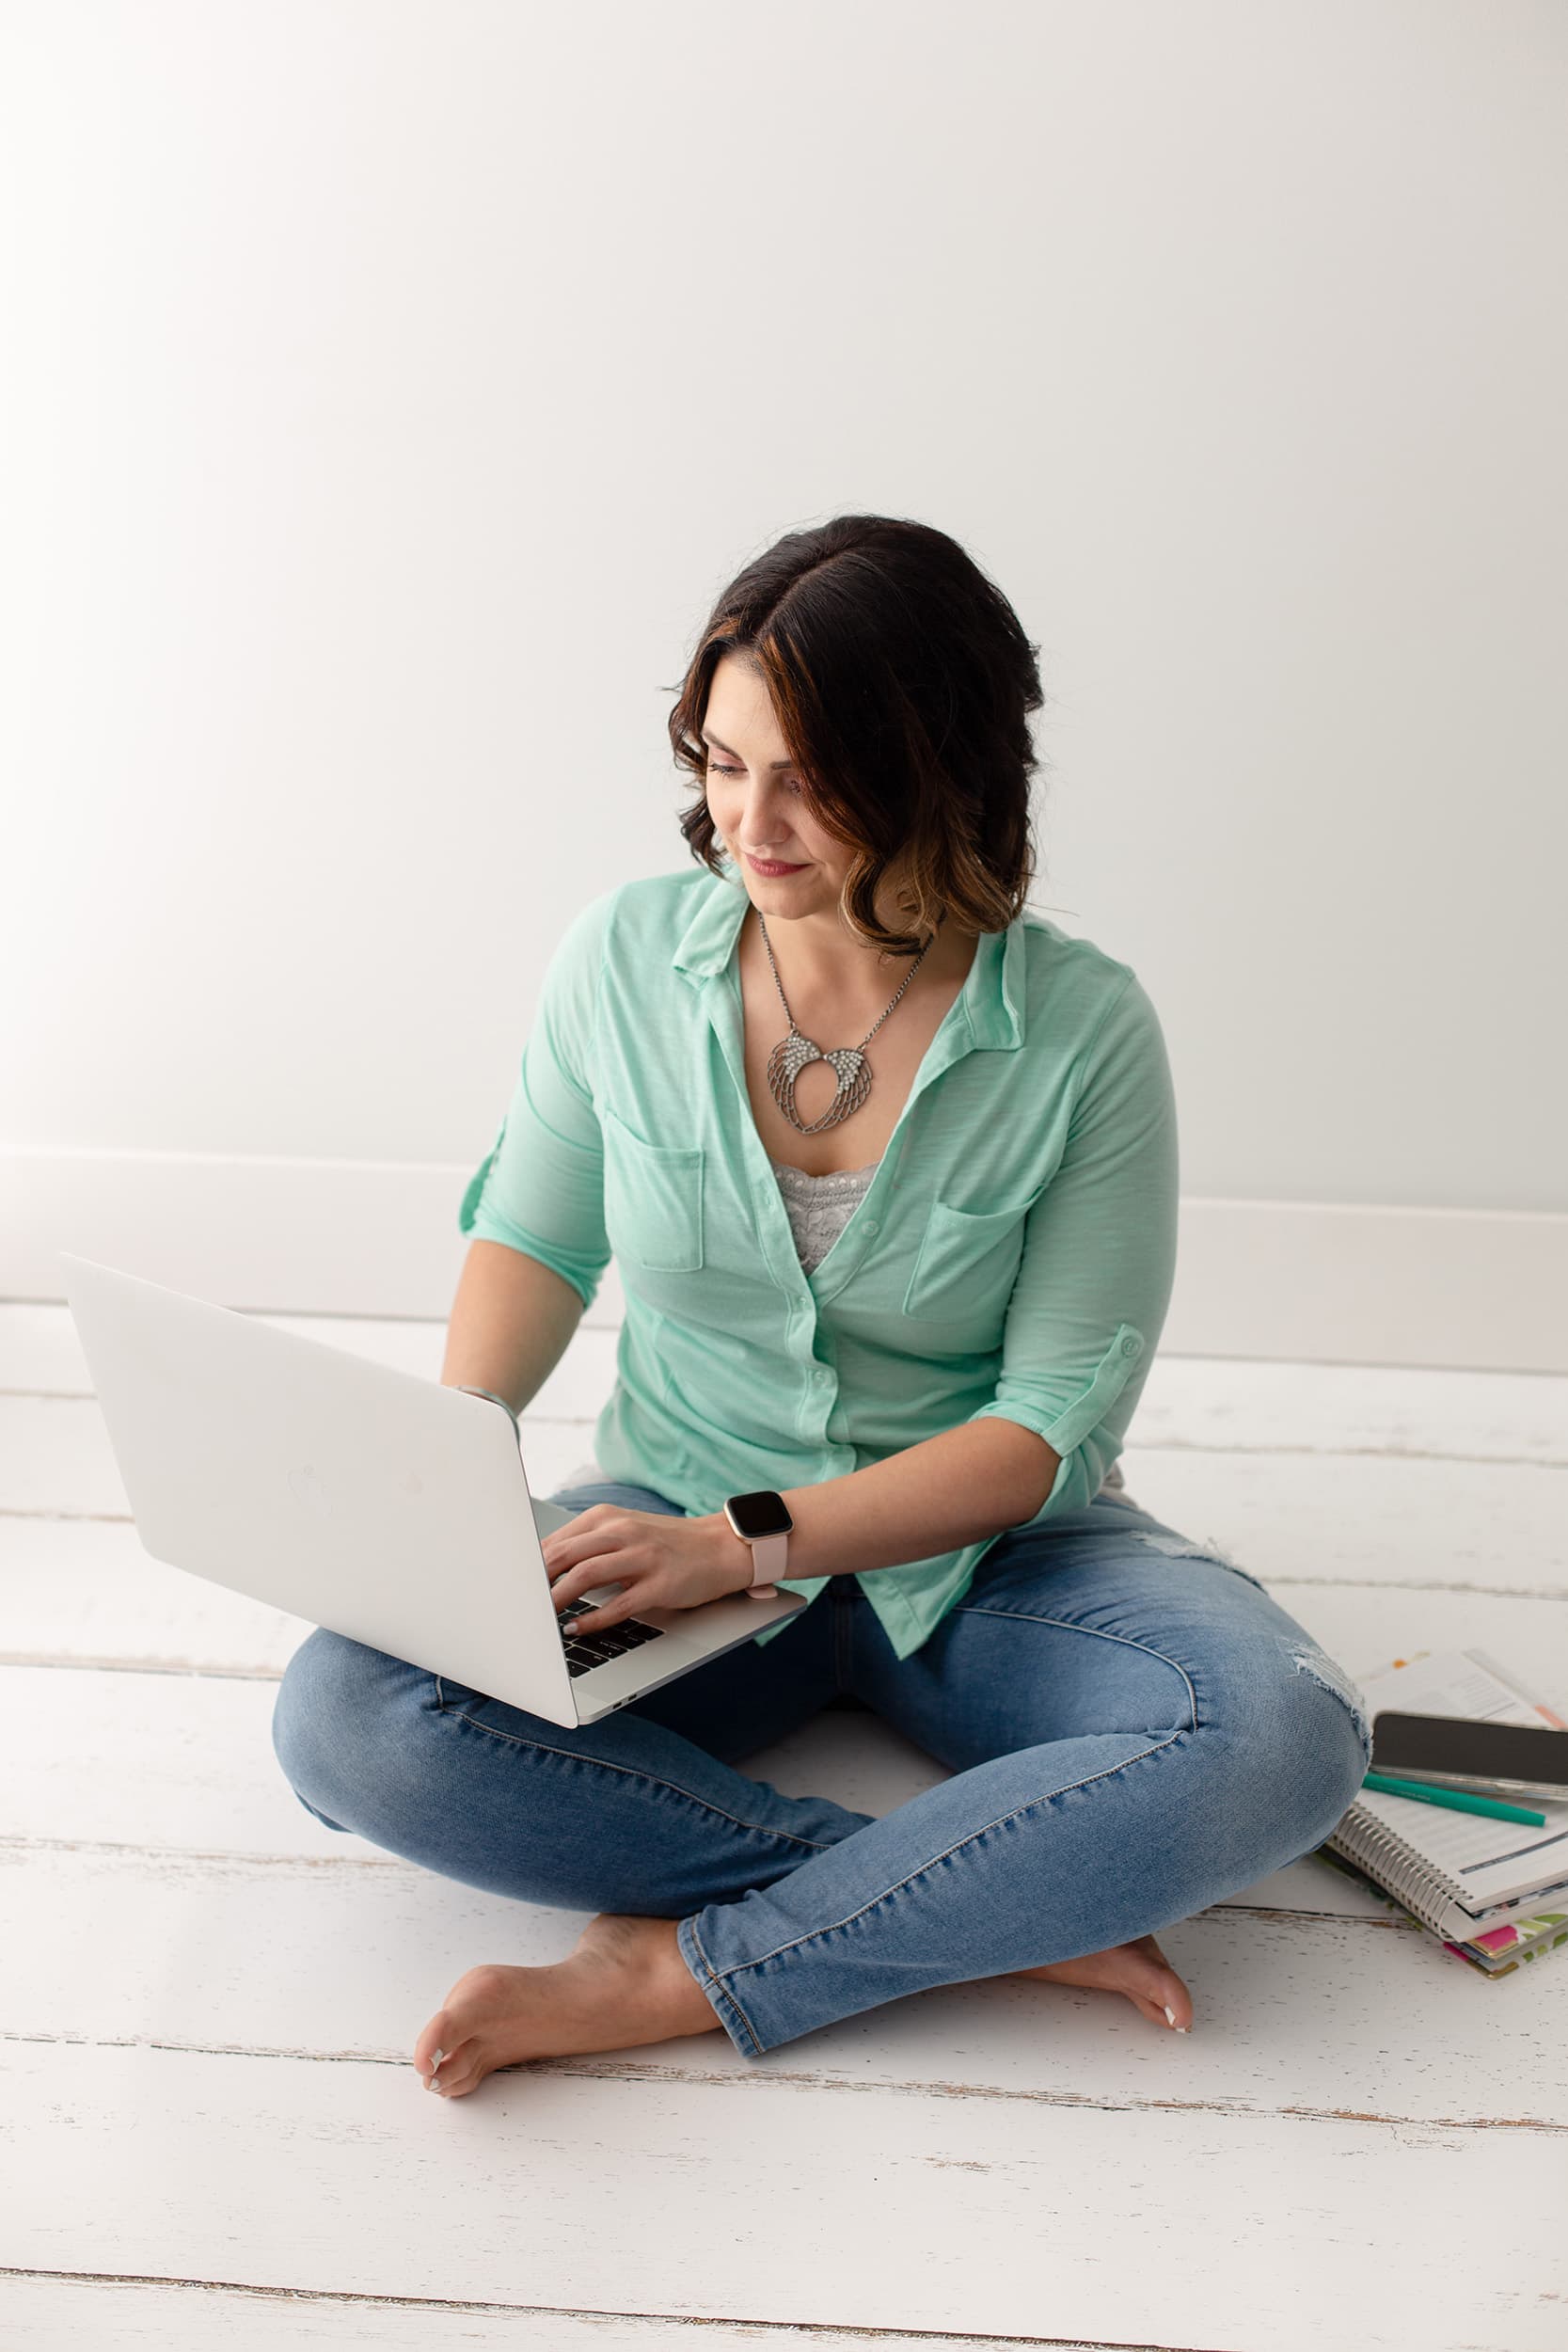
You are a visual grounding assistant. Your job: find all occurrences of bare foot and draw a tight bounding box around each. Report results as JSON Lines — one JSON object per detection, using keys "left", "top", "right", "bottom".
{"left": 417, "top": 1915, "right": 1193, "bottom": 2099}
{"left": 414, "top": 1914, "right": 722, "bottom": 2100}
{"left": 1005, "top": 1932, "right": 1194, "bottom": 2031}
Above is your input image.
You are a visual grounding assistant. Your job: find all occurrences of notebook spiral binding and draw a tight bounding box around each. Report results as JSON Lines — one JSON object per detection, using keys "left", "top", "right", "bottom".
{"left": 1323, "top": 1806, "right": 1471, "bottom": 1940}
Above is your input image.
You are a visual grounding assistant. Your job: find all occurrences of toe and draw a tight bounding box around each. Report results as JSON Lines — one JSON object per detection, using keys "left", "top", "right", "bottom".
{"left": 429, "top": 2050, "right": 476, "bottom": 2095}
{"left": 433, "top": 2049, "right": 486, "bottom": 2099}
{"left": 415, "top": 2010, "right": 457, "bottom": 2081}
{"left": 1130, "top": 1937, "right": 1194, "bottom": 2029}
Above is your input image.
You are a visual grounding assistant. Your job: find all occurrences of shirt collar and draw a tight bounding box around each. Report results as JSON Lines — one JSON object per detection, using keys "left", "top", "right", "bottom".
{"left": 671, "top": 866, "right": 1025, "bottom": 1050}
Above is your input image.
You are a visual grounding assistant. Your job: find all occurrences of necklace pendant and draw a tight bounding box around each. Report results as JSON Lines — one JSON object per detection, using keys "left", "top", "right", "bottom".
{"left": 767, "top": 1028, "right": 872, "bottom": 1135}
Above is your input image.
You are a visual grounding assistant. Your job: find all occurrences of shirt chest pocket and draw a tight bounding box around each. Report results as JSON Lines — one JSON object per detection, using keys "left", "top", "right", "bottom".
{"left": 902, "top": 1191, "right": 1035, "bottom": 1325}
{"left": 602, "top": 1106, "right": 706, "bottom": 1274}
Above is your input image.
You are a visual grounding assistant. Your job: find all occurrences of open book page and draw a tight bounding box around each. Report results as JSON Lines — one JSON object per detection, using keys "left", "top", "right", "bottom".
{"left": 1356, "top": 1646, "right": 1566, "bottom": 1732}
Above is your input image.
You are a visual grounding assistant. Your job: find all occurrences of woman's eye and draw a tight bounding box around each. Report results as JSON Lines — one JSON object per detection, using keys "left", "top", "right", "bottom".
{"left": 708, "top": 760, "right": 801, "bottom": 794}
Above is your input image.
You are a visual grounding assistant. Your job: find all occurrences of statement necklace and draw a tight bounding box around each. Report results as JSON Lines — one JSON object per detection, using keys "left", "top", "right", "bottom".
{"left": 757, "top": 910, "right": 936, "bottom": 1135}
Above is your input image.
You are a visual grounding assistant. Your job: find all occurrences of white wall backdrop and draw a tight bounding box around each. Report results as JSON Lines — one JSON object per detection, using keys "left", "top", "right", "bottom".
{"left": 3, "top": 0, "right": 1564, "bottom": 1362}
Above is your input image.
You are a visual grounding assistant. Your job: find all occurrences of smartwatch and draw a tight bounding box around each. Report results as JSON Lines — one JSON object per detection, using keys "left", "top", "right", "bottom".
{"left": 722, "top": 1489, "right": 794, "bottom": 1599}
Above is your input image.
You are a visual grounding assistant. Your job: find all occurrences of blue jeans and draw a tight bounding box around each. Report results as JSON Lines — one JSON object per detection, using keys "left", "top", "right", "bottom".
{"left": 271, "top": 1480, "right": 1372, "bottom": 2059}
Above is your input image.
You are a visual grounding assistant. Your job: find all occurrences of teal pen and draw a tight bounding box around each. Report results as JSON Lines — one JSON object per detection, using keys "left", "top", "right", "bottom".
{"left": 1362, "top": 1771, "right": 1545, "bottom": 1825}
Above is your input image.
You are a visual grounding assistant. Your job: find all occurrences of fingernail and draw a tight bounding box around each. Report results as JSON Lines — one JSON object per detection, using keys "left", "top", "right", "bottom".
{"left": 1164, "top": 2005, "right": 1189, "bottom": 2033}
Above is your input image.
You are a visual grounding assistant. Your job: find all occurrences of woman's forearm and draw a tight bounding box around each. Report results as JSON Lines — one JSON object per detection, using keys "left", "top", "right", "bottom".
{"left": 439, "top": 1239, "right": 586, "bottom": 1417}
{"left": 703, "top": 1417, "right": 1061, "bottom": 1586}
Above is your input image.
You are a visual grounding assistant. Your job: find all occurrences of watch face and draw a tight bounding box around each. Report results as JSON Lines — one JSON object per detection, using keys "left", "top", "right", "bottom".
{"left": 725, "top": 1488, "right": 794, "bottom": 1540}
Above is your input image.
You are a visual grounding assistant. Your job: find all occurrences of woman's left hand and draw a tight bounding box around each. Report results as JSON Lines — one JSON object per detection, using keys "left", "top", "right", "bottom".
{"left": 540, "top": 1506, "right": 752, "bottom": 1633}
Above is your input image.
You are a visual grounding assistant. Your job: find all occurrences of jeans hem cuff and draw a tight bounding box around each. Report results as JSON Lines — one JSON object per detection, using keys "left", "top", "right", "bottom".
{"left": 676, "top": 1915, "right": 765, "bottom": 2059}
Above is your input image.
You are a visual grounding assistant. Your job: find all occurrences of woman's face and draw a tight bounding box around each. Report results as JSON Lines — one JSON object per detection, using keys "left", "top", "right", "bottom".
{"left": 700, "top": 655, "right": 857, "bottom": 922}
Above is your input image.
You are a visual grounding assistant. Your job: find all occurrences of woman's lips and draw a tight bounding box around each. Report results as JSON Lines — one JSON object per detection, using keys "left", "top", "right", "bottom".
{"left": 747, "top": 854, "right": 806, "bottom": 876}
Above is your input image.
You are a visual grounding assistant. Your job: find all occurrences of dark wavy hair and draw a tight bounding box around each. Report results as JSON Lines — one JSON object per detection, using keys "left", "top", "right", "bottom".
{"left": 667, "top": 515, "right": 1047, "bottom": 960}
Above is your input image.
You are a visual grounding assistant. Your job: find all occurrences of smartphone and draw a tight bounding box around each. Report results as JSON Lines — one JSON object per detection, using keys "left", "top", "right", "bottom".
{"left": 1370, "top": 1710, "right": 1568, "bottom": 1804}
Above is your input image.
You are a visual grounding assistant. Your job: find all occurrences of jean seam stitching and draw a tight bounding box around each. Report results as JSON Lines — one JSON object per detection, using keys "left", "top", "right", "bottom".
{"left": 686, "top": 1914, "right": 763, "bottom": 2053}
{"left": 436, "top": 1703, "right": 840, "bottom": 1855}
{"left": 953, "top": 1605, "right": 1201, "bottom": 1735}
{"left": 716, "top": 1602, "right": 1206, "bottom": 1986}
{"left": 721, "top": 1721, "right": 1195, "bottom": 1982}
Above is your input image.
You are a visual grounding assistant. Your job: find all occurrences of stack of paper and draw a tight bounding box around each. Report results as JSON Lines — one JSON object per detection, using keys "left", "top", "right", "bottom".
{"left": 1315, "top": 1648, "right": 1568, "bottom": 1979}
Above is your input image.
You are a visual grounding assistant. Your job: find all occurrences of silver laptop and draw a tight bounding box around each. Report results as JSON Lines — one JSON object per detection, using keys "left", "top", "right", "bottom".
{"left": 59, "top": 1252, "right": 807, "bottom": 1729}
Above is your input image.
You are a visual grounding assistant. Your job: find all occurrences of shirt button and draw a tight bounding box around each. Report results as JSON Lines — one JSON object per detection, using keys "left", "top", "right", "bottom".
{"left": 1120, "top": 1334, "right": 1141, "bottom": 1358}
{"left": 814, "top": 1367, "right": 832, "bottom": 1386}
{"left": 862, "top": 1218, "right": 879, "bottom": 1237}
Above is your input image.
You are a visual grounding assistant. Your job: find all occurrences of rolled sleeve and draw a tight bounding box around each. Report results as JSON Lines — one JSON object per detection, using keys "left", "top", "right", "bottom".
{"left": 968, "top": 968, "right": 1180, "bottom": 1519}
{"left": 456, "top": 889, "right": 616, "bottom": 1313}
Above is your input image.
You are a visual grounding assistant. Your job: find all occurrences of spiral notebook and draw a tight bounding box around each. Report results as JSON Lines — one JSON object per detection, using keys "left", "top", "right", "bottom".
{"left": 1321, "top": 1648, "right": 1568, "bottom": 1975}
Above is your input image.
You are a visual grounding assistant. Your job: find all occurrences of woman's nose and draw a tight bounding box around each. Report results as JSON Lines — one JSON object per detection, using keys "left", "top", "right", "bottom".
{"left": 737, "top": 792, "right": 792, "bottom": 851}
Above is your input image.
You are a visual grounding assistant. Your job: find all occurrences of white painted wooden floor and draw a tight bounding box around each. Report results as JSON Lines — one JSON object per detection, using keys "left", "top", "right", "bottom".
{"left": 3, "top": 1295, "right": 1566, "bottom": 2350}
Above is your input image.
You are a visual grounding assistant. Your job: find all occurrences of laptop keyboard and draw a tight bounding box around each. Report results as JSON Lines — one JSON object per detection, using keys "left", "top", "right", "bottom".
{"left": 556, "top": 1597, "right": 668, "bottom": 1679}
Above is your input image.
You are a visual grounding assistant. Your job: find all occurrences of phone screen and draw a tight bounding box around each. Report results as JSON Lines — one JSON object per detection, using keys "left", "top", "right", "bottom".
{"left": 1370, "top": 1710, "right": 1568, "bottom": 1798}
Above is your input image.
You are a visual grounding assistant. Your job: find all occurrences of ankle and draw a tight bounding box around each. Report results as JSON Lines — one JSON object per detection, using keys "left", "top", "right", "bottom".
{"left": 650, "top": 1919, "right": 725, "bottom": 2038}
{"left": 573, "top": 1914, "right": 722, "bottom": 2040}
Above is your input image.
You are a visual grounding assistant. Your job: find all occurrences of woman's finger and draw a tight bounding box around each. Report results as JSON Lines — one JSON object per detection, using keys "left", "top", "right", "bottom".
{"left": 545, "top": 1538, "right": 623, "bottom": 1591}
{"left": 562, "top": 1584, "right": 646, "bottom": 1635}
{"left": 547, "top": 1562, "right": 613, "bottom": 1610}
{"left": 549, "top": 1561, "right": 637, "bottom": 1617}
{"left": 541, "top": 1506, "right": 622, "bottom": 1565}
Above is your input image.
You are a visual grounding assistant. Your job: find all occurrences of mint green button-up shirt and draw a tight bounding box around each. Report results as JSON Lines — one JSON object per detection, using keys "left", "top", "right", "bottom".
{"left": 458, "top": 866, "right": 1179, "bottom": 1662}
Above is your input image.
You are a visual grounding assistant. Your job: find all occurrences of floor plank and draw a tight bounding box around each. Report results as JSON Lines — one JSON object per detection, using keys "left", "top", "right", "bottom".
{"left": 0, "top": 2272, "right": 1126, "bottom": 2352}
{"left": 1121, "top": 1448, "right": 1565, "bottom": 1594}
{"left": 5, "top": 2039, "right": 1563, "bottom": 2350}
{"left": 4, "top": 1842, "right": 1560, "bottom": 2125}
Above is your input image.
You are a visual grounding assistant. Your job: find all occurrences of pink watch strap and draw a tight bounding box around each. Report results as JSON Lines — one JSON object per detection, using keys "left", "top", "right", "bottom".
{"left": 744, "top": 1529, "right": 788, "bottom": 1599}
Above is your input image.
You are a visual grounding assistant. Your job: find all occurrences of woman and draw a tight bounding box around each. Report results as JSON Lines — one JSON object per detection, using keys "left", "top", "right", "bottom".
{"left": 272, "top": 515, "right": 1372, "bottom": 2101}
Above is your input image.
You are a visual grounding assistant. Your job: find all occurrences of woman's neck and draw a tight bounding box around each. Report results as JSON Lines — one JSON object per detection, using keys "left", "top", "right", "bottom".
{"left": 744, "top": 904, "right": 973, "bottom": 1007}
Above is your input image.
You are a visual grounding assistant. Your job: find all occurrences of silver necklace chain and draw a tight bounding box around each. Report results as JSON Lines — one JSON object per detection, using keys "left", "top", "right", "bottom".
{"left": 757, "top": 911, "right": 936, "bottom": 1136}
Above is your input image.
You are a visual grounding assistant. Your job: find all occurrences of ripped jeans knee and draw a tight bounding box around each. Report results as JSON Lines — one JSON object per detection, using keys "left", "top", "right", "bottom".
{"left": 1286, "top": 1642, "right": 1376, "bottom": 1773}
{"left": 1126, "top": 1522, "right": 1375, "bottom": 1788}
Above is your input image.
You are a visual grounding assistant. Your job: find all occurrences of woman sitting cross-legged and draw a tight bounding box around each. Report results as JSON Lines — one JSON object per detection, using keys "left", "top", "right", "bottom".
{"left": 271, "top": 513, "right": 1372, "bottom": 2101}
